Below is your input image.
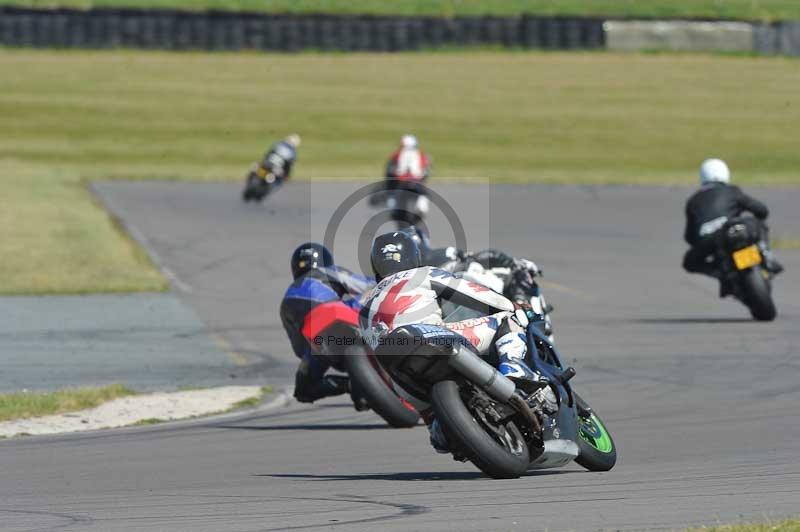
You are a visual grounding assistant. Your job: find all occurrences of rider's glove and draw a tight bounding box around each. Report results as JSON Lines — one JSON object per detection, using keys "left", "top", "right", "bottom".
{"left": 511, "top": 308, "right": 530, "bottom": 329}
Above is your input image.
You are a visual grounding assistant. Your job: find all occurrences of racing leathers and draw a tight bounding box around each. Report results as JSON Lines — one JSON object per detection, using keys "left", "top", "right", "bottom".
{"left": 386, "top": 146, "right": 430, "bottom": 183}
{"left": 261, "top": 140, "right": 297, "bottom": 181}
{"left": 682, "top": 183, "right": 779, "bottom": 277}
{"left": 427, "top": 248, "right": 542, "bottom": 305}
{"left": 360, "top": 266, "right": 555, "bottom": 451}
{"left": 382, "top": 147, "right": 432, "bottom": 228}
{"left": 245, "top": 140, "right": 298, "bottom": 200}
{"left": 280, "top": 266, "right": 374, "bottom": 404}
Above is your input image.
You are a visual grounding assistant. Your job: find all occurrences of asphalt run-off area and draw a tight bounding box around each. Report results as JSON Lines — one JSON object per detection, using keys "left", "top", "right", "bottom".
{"left": 1, "top": 180, "right": 798, "bottom": 531}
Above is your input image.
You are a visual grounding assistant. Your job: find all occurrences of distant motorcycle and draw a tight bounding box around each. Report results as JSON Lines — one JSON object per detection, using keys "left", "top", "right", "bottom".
{"left": 242, "top": 154, "right": 290, "bottom": 202}
{"left": 373, "top": 308, "right": 616, "bottom": 479}
{"left": 369, "top": 180, "right": 430, "bottom": 232}
{"left": 300, "top": 298, "right": 420, "bottom": 428}
{"left": 717, "top": 218, "right": 777, "bottom": 321}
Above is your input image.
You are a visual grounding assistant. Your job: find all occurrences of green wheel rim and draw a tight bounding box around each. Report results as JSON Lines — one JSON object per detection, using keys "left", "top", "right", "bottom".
{"left": 578, "top": 413, "right": 614, "bottom": 454}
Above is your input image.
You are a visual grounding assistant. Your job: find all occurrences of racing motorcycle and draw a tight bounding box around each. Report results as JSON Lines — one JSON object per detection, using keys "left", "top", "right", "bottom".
{"left": 369, "top": 180, "right": 430, "bottom": 232}
{"left": 242, "top": 159, "right": 287, "bottom": 202}
{"left": 373, "top": 310, "right": 616, "bottom": 479}
{"left": 716, "top": 218, "right": 777, "bottom": 321}
{"left": 300, "top": 298, "right": 420, "bottom": 428}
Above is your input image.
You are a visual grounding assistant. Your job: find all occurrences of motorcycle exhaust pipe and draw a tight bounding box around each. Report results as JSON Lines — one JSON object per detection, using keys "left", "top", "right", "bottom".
{"left": 448, "top": 344, "right": 516, "bottom": 403}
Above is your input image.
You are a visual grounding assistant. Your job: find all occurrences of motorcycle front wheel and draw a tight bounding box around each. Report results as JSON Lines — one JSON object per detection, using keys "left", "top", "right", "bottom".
{"left": 242, "top": 174, "right": 270, "bottom": 202}
{"left": 431, "top": 380, "right": 529, "bottom": 479}
{"left": 574, "top": 392, "right": 617, "bottom": 472}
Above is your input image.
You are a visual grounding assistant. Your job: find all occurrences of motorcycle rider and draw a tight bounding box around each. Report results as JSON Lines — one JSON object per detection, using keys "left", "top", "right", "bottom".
{"left": 280, "top": 242, "right": 374, "bottom": 405}
{"left": 386, "top": 134, "right": 431, "bottom": 182}
{"left": 360, "top": 231, "right": 556, "bottom": 453}
{"left": 243, "top": 134, "right": 301, "bottom": 202}
{"left": 683, "top": 159, "right": 783, "bottom": 294}
{"left": 376, "top": 135, "right": 432, "bottom": 228}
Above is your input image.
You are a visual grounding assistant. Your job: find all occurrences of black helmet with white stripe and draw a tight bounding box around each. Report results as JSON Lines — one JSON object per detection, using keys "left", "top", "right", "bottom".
{"left": 290, "top": 242, "right": 333, "bottom": 279}
{"left": 370, "top": 231, "right": 421, "bottom": 281}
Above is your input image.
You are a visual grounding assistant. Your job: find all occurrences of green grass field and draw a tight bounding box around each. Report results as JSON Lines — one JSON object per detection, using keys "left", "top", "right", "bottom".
{"left": 690, "top": 520, "right": 800, "bottom": 532}
{"left": 2, "top": 0, "right": 799, "bottom": 21}
{"left": 0, "top": 384, "right": 134, "bottom": 422}
{"left": 1, "top": 49, "right": 799, "bottom": 293}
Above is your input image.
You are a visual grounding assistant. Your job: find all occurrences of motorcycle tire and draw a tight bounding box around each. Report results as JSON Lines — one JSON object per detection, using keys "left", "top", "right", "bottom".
{"left": 344, "top": 348, "right": 419, "bottom": 428}
{"left": 431, "top": 380, "right": 529, "bottom": 479}
{"left": 243, "top": 175, "right": 269, "bottom": 203}
{"left": 741, "top": 267, "right": 776, "bottom": 321}
{"left": 574, "top": 392, "right": 617, "bottom": 472}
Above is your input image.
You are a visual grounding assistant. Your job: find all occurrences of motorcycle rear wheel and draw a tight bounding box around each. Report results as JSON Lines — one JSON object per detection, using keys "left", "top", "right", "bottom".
{"left": 741, "top": 267, "right": 776, "bottom": 321}
{"left": 431, "top": 380, "right": 529, "bottom": 479}
{"left": 344, "top": 348, "right": 420, "bottom": 428}
{"left": 574, "top": 393, "right": 617, "bottom": 472}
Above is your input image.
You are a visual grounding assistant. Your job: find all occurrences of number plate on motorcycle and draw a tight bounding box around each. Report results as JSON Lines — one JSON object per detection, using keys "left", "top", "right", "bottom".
{"left": 732, "top": 245, "right": 761, "bottom": 270}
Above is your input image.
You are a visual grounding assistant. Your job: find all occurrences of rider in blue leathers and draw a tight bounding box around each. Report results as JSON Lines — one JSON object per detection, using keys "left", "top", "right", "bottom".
{"left": 279, "top": 243, "right": 375, "bottom": 404}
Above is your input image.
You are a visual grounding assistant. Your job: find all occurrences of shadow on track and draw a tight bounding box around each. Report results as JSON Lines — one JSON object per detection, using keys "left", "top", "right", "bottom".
{"left": 217, "top": 423, "right": 391, "bottom": 431}
{"left": 632, "top": 317, "right": 753, "bottom": 324}
{"left": 261, "top": 470, "right": 571, "bottom": 481}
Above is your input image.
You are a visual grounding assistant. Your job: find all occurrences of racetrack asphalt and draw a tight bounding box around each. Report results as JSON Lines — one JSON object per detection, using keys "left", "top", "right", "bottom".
{"left": 0, "top": 293, "right": 247, "bottom": 393}
{"left": 2, "top": 181, "right": 798, "bottom": 531}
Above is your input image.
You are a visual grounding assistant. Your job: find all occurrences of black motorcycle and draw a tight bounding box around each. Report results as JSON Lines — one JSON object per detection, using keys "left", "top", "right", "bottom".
{"left": 368, "top": 179, "right": 430, "bottom": 232}
{"left": 242, "top": 163, "right": 282, "bottom": 202}
{"left": 373, "top": 309, "right": 616, "bottom": 479}
{"left": 717, "top": 218, "right": 777, "bottom": 321}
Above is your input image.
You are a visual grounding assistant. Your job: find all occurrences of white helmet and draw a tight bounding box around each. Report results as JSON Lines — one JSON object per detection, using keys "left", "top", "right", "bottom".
{"left": 400, "top": 134, "right": 418, "bottom": 149}
{"left": 285, "top": 134, "right": 301, "bottom": 148}
{"left": 699, "top": 158, "right": 730, "bottom": 185}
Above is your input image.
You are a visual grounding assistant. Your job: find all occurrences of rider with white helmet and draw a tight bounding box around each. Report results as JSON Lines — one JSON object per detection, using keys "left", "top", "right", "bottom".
{"left": 379, "top": 134, "right": 433, "bottom": 229}
{"left": 683, "top": 158, "right": 783, "bottom": 293}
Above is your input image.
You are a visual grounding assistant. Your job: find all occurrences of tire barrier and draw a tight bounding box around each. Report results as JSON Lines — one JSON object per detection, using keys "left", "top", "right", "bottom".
{"left": 0, "top": 8, "right": 605, "bottom": 51}
{"left": 0, "top": 7, "right": 798, "bottom": 55}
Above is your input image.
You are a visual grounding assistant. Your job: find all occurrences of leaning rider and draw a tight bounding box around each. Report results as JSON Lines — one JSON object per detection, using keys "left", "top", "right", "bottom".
{"left": 279, "top": 242, "right": 374, "bottom": 405}
{"left": 359, "top": 231, "right": 556, "bottom": 453}
{"left": 243, "top": 134, "right": 301, "bottom": 201}
{"left": 683, "top": 159, "right": 783, "bottom": 295}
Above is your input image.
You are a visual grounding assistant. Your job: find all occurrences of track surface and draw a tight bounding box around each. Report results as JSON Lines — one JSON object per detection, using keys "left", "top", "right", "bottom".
{"left": 0, "top": 293, "right": 241, "bottom": 393}
{"left": 3, "top": 182, "right": 800, "bottom": 531}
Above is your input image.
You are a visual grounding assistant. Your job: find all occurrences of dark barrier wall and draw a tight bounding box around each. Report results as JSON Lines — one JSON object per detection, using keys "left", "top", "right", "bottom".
{"left": 0, "top": 7, "right": 605, "bottom": 50}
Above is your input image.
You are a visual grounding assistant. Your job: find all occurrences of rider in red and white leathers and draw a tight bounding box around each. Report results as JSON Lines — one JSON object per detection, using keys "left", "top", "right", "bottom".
{"left": 386, "top": 134, "right": 431, "bottom": 183}
{"left": 381, "top": 135, "right": 432, "bottom": 228}
{"left": 361, "top": 231, "right": 555, "bottom": 452}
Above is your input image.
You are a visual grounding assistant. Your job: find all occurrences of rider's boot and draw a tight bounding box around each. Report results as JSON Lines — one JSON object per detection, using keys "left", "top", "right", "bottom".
{"left": 759, "top": 244, "right": 784, "bottom": 275}
{"left": 348, "top": 382, "right": 371, "bottom": 412}
{"left": 496, "top": 332, "right": 558, "bottom": 414}
{"left": 428, "top": 419, "right": 450, "bottom": 454}
{"left": 719, "top": 278, "right": 734, "bottom": 298}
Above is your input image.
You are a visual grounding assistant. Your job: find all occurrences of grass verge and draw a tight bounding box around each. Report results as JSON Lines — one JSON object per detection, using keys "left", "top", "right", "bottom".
{"left": 1, "top": 1, "right": 799, "bottom": 21}
{"left": 0, "top": 384, "right": 135, "bottom": 422}
{"left": 1, "top": 49, "right": 799, "bottom": 294}
{"left": 124, "top": 385, "right": 272, "bottom": 427}
{"left": 230, "top": 386, "right": 272, "bottom": 410}
{"left": 690, "top": 519, "right": 800, "bottom": 532}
